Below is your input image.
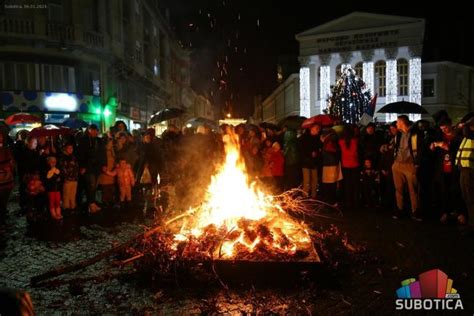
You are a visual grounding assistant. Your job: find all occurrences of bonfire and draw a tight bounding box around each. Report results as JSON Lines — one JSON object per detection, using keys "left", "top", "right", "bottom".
{"left": 162, "top": 132, "right": 320, "bottom": 262}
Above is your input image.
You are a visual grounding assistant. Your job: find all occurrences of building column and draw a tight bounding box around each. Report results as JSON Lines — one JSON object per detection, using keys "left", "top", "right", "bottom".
{"left": 309, "top": 61, "right": 318, "bottom": 116}
{"left": 385, "top": 48, "right": 398, "bottom": 121}
{"left": 339, "top": 52, "right": 353, "bottom": 75}
{"left": 319, "top": 54, "right": 332, "bottom": 113}
{"left": 298, "top": 56, "right": 311, "bottom": 117}
{"left": 362, "top": 50, "right": 375, "bottom": 95}
{"left": 409, "top": 46, "right": 422, "bottom": 121}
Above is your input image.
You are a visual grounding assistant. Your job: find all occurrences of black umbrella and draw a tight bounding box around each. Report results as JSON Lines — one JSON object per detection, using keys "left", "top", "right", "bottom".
{"left": 149, "top": 108, "right": 185, "bottom": 125}
{"left": 278, "top": 115, "right": 307, "bottom": 130}
{"left": 259, "top": 122, "right": 279, "bottom": 130}
{"left": 185, "top": 117, "right": 218, "bottom": 129}
{"left": 377, "top": 101, "right": 428, "bottom": 114}
{"left": 460, "top": 112, "right": 474, "bottom": 124}
{"left": 61, "top": 118, "right": 89, "bottom": 129}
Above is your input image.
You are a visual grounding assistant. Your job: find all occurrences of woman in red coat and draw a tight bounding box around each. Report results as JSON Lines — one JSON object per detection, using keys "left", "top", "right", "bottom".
{"left": 268, "top": 142, "right": 285, "bottom": 194}
{"left": 338, "top": 124, "right": 360, "bottom": 208}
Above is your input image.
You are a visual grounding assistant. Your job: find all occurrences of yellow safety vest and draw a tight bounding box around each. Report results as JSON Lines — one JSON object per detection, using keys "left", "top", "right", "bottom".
{"left": 456, "top": 137, "right": 474, "bottom": 168}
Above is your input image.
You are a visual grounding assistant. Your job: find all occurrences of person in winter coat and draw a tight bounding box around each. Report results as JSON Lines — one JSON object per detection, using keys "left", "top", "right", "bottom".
{"left": 283, "top": 129, "right": 301, "bottom": 190}
{"left": 136, "top": 128, "right": 162, "bottom": 188}
{"left": 60, "top": 142, "right": 79, "bottom": 211}
{"left": 299, "top": 124, "right": 322, "bottom": 199}
{"left": 392, "top": 115, "right": 424, "bottom": 220}
{"left": 115, "top": 132, "right": 136, "bottom": 166}
{"left": 431, "top": 118, "right": 465, "bottom": 223}
{"left": 456, "top": 118, "right": 474, "bottom": 231}
{"left": 268, "top": 142, "right": 285, "bottom": 193}
{"left": 0, "top": 132, "right": 14, "bottom": 222}
{"left": 321, "top": 128, "right": 341, "bottom": 205}
{"left": 360, "top": 122, "right": 383, "bottom": 167}
{"left": 98, "top": 138, "right": 117, "bottom": 207}
{"left": 16, "top": 136, "right": 41, "bottom": 213}
{"left": 378, "top": 122, "right": 397, "bottom": 210}
{"left": 45, "top": 156, "right": 62, "bottom": 220}
{"left": 260, "top": 139, "right": 274, "bottom": 183}
{"left": 338, "top": 124, "right": 359, "bottom": 208}
{"left": 77, "top": 124, "right": 104, "bottom": 213}
{"left": 360, "top": 158, "right": 380, "bottom": 207}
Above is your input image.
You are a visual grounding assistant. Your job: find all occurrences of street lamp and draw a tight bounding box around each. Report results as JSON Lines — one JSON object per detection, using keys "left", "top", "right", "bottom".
{"left": 226, "top": 113, "right": 231, "bottom": 118}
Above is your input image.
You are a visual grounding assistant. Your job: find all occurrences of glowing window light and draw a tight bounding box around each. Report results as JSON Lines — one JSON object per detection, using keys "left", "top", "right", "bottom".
{"left": 299, "top": 67, "right": 310, "bottom": 117}
{"left": 387, "top": 113, "right": 398, "bottom": 122}
{"left": 385, "top": 59, "right": 398, "bottom": 122}
{"left": 409, "top": 114, "right": 421, "bottom": 121}
{"left": 320, "top": 65, "right": 330, "bottom": 113}
{"left": 363, "top": 61, "right": 374, "bottom": 94}
{"left": 45, "top": 93, "right": 78, "bottom": 111}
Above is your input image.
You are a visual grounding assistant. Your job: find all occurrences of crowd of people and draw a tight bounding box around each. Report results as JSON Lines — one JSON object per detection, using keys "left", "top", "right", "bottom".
{"left": 0, "top": 114, "right": 473, "bottom": 234}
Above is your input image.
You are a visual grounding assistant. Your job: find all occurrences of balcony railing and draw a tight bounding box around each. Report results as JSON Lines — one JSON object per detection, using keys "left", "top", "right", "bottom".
{"left": 46, "top": 22, "right": 74, "bottom": 41}
{"left": 83, "top": 30, "right": 104, "bottom": 48}
{"left": 0, "top": 16, "right": 35, "bottom": 35}
{"left": 0, "top": 15, "right": 104, "bottom": 50}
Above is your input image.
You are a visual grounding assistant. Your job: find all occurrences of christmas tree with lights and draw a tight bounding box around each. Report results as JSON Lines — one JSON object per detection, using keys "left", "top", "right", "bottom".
{"left": 327, "top": 65, "right": 373, "bottom": 124}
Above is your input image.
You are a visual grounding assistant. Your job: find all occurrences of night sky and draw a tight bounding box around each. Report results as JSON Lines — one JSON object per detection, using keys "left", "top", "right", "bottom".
{"left": 161, "top": 0, "right": 473, "bottom": 118}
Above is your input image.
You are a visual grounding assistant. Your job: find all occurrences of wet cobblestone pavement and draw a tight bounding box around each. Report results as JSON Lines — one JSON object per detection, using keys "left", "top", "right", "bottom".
{"left": 1, "top": 190, "right": 474, "bottom": 314}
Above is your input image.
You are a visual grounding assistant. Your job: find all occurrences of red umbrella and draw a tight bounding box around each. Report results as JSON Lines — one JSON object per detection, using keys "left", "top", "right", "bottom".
{"left": 29, "top": 125, "right": 71, "bottom": 138}
{"left": 302, "top": 114, "right": 336, "bottom": 129}
{"left": 5, "top": 113, "right": 41, "bottom": 125}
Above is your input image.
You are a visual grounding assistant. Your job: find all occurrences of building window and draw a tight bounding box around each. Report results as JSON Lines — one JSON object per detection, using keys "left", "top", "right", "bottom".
{"left": 398, "top": 58, "right": 408, "bottom": 96}
{"left": 41, "top": 64, "right": 76, "bottom": 92}
{"left": 423, "top": 79, "right": 435, "bottom": 97}
{"left": 48, "top": 2, "right": 63, "bottom": 23}
{"left": 375, "top": 60, "right": 386, "bottom": 97}
{"left": 355, "top": 62, "right": 363, "bottom": 78}
{"left": 52, "top": 65, "right": 64, "bottom": 91}
{"left": 10, "top": 63, "right": 36, "bottom": 90}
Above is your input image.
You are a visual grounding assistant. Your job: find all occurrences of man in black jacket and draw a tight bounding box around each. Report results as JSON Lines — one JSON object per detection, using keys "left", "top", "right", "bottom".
{"left": 77, "top": 124, "right": 104, "bottom": 213}
{"left": 299, "top": 124, "right": 322, "bottom": 198}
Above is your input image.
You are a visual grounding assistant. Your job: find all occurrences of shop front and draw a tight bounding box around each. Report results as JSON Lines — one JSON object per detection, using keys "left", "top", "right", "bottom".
{"left": 0, "top": 91, "right": 117, "bottom": 131}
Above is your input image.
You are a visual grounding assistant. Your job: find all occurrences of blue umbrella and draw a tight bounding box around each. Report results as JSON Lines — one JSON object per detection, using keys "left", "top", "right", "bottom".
{"left": 62, "top": 118, "right": 89, "bottom": 129}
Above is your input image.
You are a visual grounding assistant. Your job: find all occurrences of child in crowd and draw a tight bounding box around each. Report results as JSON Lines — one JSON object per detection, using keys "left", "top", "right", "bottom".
{"left": 60, "top": 143, "right": 79, "bottom": 211}
{"left": 26, "top": 173, "right": 45, "bottom": 217}
{"left": 116, "top": 159, "right": 134, "bottom": 205}
{"left": 45, "top": 156, "right": 62, "bottom": 220}
{"left": 361, "top": 158, "right": 380, "bottom": 207}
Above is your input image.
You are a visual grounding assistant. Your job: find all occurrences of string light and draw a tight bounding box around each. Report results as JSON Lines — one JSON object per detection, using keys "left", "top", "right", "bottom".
{"left": 386, "top": 59, "right": 398, "bottom": 122}
{"left": 320, "top": 65, "right": 330, "bottom": 113}
{"left": 409, "top": 57, "right": 422, "bottom": 105}
{"left": 299, "top": 67, "right": 310, "bottom": 117}
{"left": 363, "top": 61, "right": 374, "bottom": 95}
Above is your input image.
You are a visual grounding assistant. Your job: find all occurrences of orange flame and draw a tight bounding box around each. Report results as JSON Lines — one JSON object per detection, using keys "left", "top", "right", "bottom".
{"left": 169, "top": 132, "right": 316, "bottom": 260}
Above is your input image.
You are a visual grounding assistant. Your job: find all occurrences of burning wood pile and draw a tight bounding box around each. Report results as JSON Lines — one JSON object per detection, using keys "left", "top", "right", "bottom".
{"left": 135, "top": 132, "right": 326, "bottom": 264}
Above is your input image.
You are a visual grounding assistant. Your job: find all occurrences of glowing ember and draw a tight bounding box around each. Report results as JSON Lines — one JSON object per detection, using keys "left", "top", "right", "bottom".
{"left": 166, "top": 132, "right": 318, "bottom": 261}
